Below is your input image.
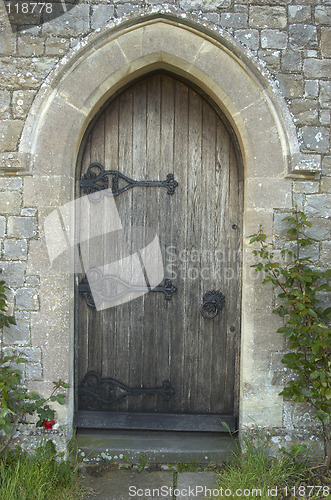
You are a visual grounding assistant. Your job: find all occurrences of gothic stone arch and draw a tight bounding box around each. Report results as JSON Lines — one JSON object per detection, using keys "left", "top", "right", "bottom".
{"left": 20, "top": 12, "right": 310, "bottom": 441}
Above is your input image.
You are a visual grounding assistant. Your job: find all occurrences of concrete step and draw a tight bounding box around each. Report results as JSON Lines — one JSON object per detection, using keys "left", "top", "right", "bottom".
{"left": 76, "top": 430, "right": 237, "bottom": 465}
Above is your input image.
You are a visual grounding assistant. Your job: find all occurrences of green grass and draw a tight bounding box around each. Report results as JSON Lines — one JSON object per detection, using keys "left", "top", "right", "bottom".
{"left": 214, "top": 436, "right": 318, "bottom": 500}
{"left": 0, "top": 440, "right": 82, "bottom": 500}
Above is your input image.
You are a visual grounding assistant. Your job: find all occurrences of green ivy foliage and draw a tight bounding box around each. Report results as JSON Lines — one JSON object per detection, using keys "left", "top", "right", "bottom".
{"left": 249, "top": 209, "right": 331, "bottom": 459}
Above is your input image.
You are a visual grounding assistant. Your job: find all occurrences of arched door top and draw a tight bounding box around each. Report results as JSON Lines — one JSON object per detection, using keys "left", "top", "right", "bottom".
{"left": 19, "top": 10, "right": 315, "bottom": 192}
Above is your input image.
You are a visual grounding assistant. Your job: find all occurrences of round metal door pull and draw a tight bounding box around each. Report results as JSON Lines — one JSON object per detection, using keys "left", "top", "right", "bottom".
{"left": 201, "top": 290, "right": 225, "bottom": 319}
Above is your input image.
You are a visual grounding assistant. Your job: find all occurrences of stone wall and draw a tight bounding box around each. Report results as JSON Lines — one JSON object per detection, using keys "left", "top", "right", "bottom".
{"left": 0, "top": 0, "right": 330, "bottom": 454}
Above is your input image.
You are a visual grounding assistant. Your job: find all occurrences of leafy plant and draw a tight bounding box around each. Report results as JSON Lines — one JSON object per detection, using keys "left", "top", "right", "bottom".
{"left": 0, "top": 269, "right": 69, "bottom": 454}
{"left": 249, "top": 208, "right": 331, "bottom": 465}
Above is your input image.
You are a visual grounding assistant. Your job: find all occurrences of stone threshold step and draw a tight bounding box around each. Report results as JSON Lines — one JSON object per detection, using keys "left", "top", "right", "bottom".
{"left": 76, "top": 429, "right": 237, "bottom": 465}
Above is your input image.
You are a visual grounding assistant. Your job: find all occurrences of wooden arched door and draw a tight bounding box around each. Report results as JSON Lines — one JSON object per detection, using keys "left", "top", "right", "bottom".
{"left": 75, "top": 73, "right": 243, "bottom": 431}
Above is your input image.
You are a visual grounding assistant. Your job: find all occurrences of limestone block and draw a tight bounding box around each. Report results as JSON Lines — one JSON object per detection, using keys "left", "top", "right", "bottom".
{"left": 8, "top": 216, "right": 37, "bottom": 238}
{"left": 220, "top": 13, "right": 248, "bottom": 28}
{"left": 0, "top": 177, "right": 22, "bottom": 190}
{"left": 15, "top": 346, "right": 41, "bottom": 363}
{"left": 42, "top": 4, "right": 89, "bottom": 37}
{"left": 304, "top": 59, "right": 331, "bottom": 79}
{"left": 288, "top": 5, "right": 312, "bottom": 23}
{"left": 91, "top": 5, "right": 115, "bottom": 30}
{"left": 0, "top": 216, "right": 5, "bottom": 237}
{"left": 0, "top": 192, "right": 21, "bottom": 215}
{"left": 276, "top": 74, "right": 304, "bottom": 98}
{"left": 322, "top": 156, "right": 331, "bottom": 176}
{"left": 320, "top": 110, "right": 330, "bottom": 126}
{"left": 304, "top": 217, "right": 331, "bottom": 240}
{"left": 289, "top": 24, "right": 317, "bottom": 49}
{"left": 261, "top": 29, "right": 287, "bottom": 49}
{"left": 3, "top": 319, "right": 30, "bottom": 345}
{"left": 0, "top": 32, "right": 15, "bottom": 55}
{"left": 45, "top": 37, "right": 70, "bottom": 56}
{"left": 25, "top": 364, "right": 43, "bottom": 381}
{"left": 3, "top": 239, "right": 28, "bottom": 260}
{"left": 179, "top": 0, "right": 231, "bottom": 12}
{"left": 290, "top": 99, "right": 318, "bottom": 125}
{"left": 15, "top": 287, "right": 39, "bottom": 310}
{"left": 0, "top": 120, "right": 24, "bottom": 151}
{"left": 0, "top": 152, "right": 20, "bottom": 171}
{"left": 0, "top": 261, "right": 25, "bottom": 286}
{"left": 321, "top": 176, "right": 331, "bottom": 194}
{"left": 320, "top": 81, "right": 331, "bottom": 109}
{"left": 249, "top": 6, "right": 287, "bottom": 29}
{"left": 321, "top": 28, "right": 331, "bottom": 58}
{"left": 281, "top": 50, "right": 302, "bottom": 72}
{"left": 292, "top": 180, "right": 319, "bottom": 194}
{"left": 0, "top": 91, "right": 10, "bottom": 119}
{"left": 257, "top": 49, "right": 280, "bottom": 70}
{"left": 17, "top": 35, "right": 44, "bottom": 57}
{"left": 305, "top": 194, "right": 331, "bottom": 218}
{"left": 12, "top": 90, "right": 36, "bottom": 119}
{"left": 315, "top": 6, "right": 331, "bottom": 25}
{"left": 246, "top": 179, "right": 292, "bottom": 210}
{"left": 24, "top": 175, "right": 63, "bottom": 208}
{"left": 320, "top": 241, "right": 331, "bottom": 268}
{"left": 0, "top": 57, "right": 58, "bottom": 90}
{"left": 305, "top": 80, "right": 319, "bottom": 98}
{"left": 234, "top": 29, "right": 259, "bottom": 50}
{"left": 301, "top": 126, "right": 330, "bottom": 153}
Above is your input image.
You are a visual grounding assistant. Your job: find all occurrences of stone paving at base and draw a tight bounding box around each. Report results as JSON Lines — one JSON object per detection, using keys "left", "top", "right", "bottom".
{"left": 80, "top": 470, "right": 218, "bottom": 500}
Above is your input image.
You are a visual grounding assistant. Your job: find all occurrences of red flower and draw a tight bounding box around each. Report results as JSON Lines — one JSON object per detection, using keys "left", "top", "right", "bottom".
{"left": 44, "top": 419, "right": 55, "bottom": 430}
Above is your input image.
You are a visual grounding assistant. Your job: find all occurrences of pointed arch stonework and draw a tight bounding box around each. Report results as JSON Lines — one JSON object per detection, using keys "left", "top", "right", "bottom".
{"left": 19, "top": 12, "right": 317, "bottom": 440}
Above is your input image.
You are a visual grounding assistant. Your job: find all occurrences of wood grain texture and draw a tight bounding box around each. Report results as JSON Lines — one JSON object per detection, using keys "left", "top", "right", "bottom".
{"left": 75, "top": 73, "right": 243, "bottom": 427}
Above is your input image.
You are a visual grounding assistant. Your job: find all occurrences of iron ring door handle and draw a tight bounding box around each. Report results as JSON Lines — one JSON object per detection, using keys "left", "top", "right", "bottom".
{"left": 201, "top": 290, "right": 225, "bottom": 319}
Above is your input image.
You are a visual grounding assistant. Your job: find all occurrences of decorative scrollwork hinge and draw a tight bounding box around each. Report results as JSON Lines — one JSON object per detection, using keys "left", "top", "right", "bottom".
{"left": 80, "top": 163, "right": 178, "bottom": 200}
{"left": 79, "top": 371, "right": 175, "bottom": 410}
{"left": 78, "top": 269, "right": 177, "bottom": 308}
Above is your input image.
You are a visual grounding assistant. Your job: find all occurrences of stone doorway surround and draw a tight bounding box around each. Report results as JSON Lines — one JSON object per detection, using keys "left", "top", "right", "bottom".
{"left": 18, "top": 9, "right": 319, "bottom": 450}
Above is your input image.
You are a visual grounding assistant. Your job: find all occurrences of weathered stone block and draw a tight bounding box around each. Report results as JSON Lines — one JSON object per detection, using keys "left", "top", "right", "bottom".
{"left": 249, "top": 6, "right": 287, "bottom": 29}
{"left": 0, "top": 120, "right": 24, "bottom": 151}
{"left": 320, "top": 110, "right": 330, "bottom": 126}
{"left": 322, "top": 156, "right": 331, "bottom": 176}
{"left": 3, "top": 319, "right": 30, "bottom": 345}
{"left": 305, "top": 80, "right": 319, "bottom": 98}
{"left": 0, "top": 153, "right": 21, "bottom": 171}
{"left": 290, "top": 99, "right": 318, "bottom": 125}
{"left": 21, "top": 208, "right": 37, "bottom": 217}
{"left": 0, "top": 91, "right": 10, "bottom": 119}
{"left": 320, "top": 241, "right": 331, "bottom": 268}
{"left": 305, "top": 217, "right": 331, "bottom": 240}
{"left": 25, "top": 275, "right": 39, "bottom": 287}
{"left": 3, "top": 239, "right": 27, "bottom": 260}
{"left": 321, "top": 176, "right": 331, "bottom": 193}
{"left": 91, "top": 5, "right": 115, "bottom": 30}
{"left": 17, "top": 35, "right": 44, "bottom": 57}
{"left": 321, "top": 28, "right": 331, "bottom": 58}
{"left": 220, "top": 12, "right": 248, "bottom": 28}
{"left": 25, "top": 363, "right": 43, "bottom": 381}
{"left": 16, "top": 287, "right": 39, "bottom": 310}
{"left": 23, "top": 175, "right": 63, "bottom": 207}
{"left": 45, "top": 37, "right": 70, "bottom": 56}
{"left": 12, "top": 90, "right": 36, "bottom": 119}
{"left": 116, "top": 3, "right": 141, "bottom": 16}
{"left": 304, "top": 59, "right": 331, "bottom": 79}
{"left": 292, "top": 180, "right": 319, "bottom": 194}
{"left": 320, "top": 82, "right": 331, "bottom": 109}
{"left": 0, "top": 33, "right": 16, "bottom": 56}
{"left": 281, "top": 50, "right": 302, "bottom": 72}
{"left": 315, "top": 6, "right": 331, "bottom": 25}
{"left": 261, "top": 29, "right": 287, "bottom": 49}
{"left": 0, "top": 261, "right": 25, "bottom": 287}
{"left": 288, "top": 5, "right": 312, "bottom": 23}
{"left": 246, "top": 178, "right": 292, "bottom": 209}
{"left": 8, "top": 216, "right": 37, "bottom": 238}
{"left": 289, "top": 24, "right": 317, "bottom": 49}
{"left": 301, "top": 126, "right": 330, "bottom": 153}
{"left": 16, "top": 346, "right": 41, "bottom": 363}
{"left": 0, "top": 192, "right": 21, "bottom": 214}
{"left": 0, "top": 216, "right": 5, "bottom": 237}
{"left": 258, "top": 49, "right": 280, "bottom": 70}
{"left": 0, "top": 176, "right": 22, "bottom": 190}
{"left": 0, "top": 58, "right": 58, "bottom": 90}
{"left": 42, "top": 5, "right": 90, "bottom": 36}
{"left": 234, "top": 29, "right": 259, "bottom": 50}
{"left": 305, "top": 194, "right": 331, "bottom": 218}
{"left": 179, "top": 0, "right": 231, "bottom": 11}
{"left": 276, "top": 74, "right": 304, "bottom": 98}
